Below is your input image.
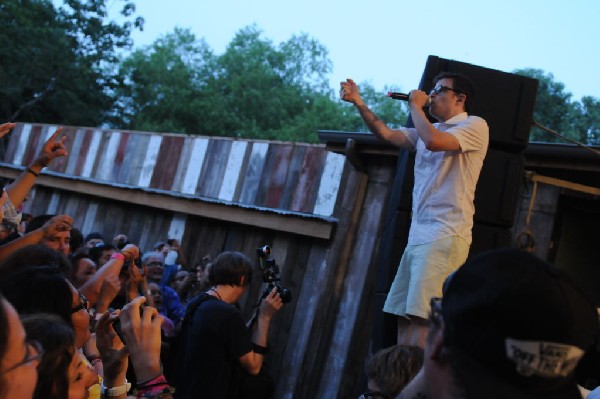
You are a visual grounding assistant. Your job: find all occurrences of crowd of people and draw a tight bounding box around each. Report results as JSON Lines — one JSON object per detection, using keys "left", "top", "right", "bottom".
{"left": 0, "top": 122, "right": 285, "bottom": 398}
{"left": 1, "top": 67, "right": 599, "bottom": 399}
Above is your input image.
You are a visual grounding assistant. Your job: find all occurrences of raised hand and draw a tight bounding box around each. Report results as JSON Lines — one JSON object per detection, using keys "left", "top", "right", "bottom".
{"left": 34, "top": 127, "right": 68, "bottom": 168}
{"left": 0, "top": 122, "right": 16, "bottom": 138}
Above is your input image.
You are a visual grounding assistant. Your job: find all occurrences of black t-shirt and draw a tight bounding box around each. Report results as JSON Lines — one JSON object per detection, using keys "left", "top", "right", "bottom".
{"left": 176, "top": 293, "right": 253, "bottom": 399}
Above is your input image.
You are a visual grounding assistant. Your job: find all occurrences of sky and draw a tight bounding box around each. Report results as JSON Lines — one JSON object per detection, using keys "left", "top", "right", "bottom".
{"left": 108, "top": 0, "right": 599, "bottom": 101}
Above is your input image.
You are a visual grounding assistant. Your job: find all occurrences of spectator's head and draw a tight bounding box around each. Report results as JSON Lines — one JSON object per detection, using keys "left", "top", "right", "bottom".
{"left": 22, "top": 314, "right": 98, "bottom": 399}
{"left": 153, "top": 241, "right": 169, "bottom": 256}
{"left": 68, "top": 228, "right": 84, "bottom": 255}
{"left": 417, "top": 248, "right": 598, "bottom": 399}
{"left": 0, "top": 221, "right": 17, "bottom": 243}
{"left": 142, "top": 251, "right": 165, "bottom": 283}
{"left": 26, "top": 215, "right": 71, "bottom": 256}
{"left": 0, "top": 266, "right": 91, "bottom": 349}
{"left": 69, "top": 254, "right": 96, "bottom": 288}
{"left": 0, "top": 244, "right": 71, "bottom": 281}
{"left": 0, "top": 293, "right": 40, "bottom": 399}
{"left": 83, "top": 232, "right": 104, "bottom": 249}
{"left": 195, "top": 255, "right": 212, "bottom": 292}
{"left": 364, "top": 345, "right": 424, "bottom": 398}
{"left": 148, "top": 282, "right": 163, "bottom": 309}
{"left": 88, "top": 243, "right": 115, "bottom": 268}
{"left": 208, "top": 251, "right": 253, "bottom": 288}
{"left": 171, "top": 270, "right": 189, "bottom": 293}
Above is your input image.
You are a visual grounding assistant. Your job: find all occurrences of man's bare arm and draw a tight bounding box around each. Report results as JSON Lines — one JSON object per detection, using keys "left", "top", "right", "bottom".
{"left": 340, "top": 78, "right": 412, "bottom": 149}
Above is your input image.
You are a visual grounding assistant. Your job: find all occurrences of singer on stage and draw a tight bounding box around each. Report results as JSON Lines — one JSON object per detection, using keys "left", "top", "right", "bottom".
{"left": 340, "top": 72, "right": 489, "bottom": 348}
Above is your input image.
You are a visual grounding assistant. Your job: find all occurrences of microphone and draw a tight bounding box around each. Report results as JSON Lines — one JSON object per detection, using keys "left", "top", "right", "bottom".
{"left": 387, "top": 92, "right": 432, "bottom": 106}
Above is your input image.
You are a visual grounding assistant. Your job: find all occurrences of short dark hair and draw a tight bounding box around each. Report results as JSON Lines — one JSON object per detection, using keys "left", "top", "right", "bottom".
{"left": 0, "top": 244, "right": 72, "bottom": 280}
{"left": 433, "top": 72, "right": 476, "bottom": 113}
{"left": 88, "top": 244, "right": 116, "bottom": 265}
{"left": 208, "top": 251, "right": 253, "bottom": 287}
{"left": 69, "top": 228, "right": 84, "bottom": 254}
{"left": 84, "top": 232, "right": 104, "bottom": 243}
{"left": 0, "top": 266, "right": 73, "bottom": 329}
{"left": 22, "top": 314, "right": 75, "bottom": 399}
{"left": 25, "top": 214, "right": 55, "bottom": 234}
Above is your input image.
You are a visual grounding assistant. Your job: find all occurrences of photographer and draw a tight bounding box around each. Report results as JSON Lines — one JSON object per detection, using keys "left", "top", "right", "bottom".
{"left": 175, "top": 251, "right": 283, "bottom": 399}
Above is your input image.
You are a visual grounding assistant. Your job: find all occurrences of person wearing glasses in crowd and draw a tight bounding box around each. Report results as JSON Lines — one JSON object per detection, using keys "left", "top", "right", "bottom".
{"left": 340, "top": 72, "right": 489, "bottom": 348}
{"left": 143, "top": 251, "right": 186, "bottom": 327}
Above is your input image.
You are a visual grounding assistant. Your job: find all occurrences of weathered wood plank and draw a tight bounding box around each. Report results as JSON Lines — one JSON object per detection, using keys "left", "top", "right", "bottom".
{"left": 4, "top": 123, "right": 24, "bottom": 164}
{"left": 263, "top": 144, "right": 294, "bottom": 208}
{"left": 239, "top": 142, "right": 268, "bottom": 204}
{"left": 196, "top": 139, "right": 231, "bottom": 198}
{"left": 289, "top": 146, "right": 327, "bottom": 214}
{"left": 181, "top": 137, "right": 208, "bottom": 195}
{"left": 218, "top": 140, "right": 248, "bottom": 201}
{"left": 82, "top": 130, "right": 103, "bottom": 178}
{"left": 138, "top": 135, "right": 163, "bottom": 187}
{"left": 279, "top": 145, "right": 307, "bottom": 210}
{"left": 150, "top": 135, "right": 185, "bottom": 190}
{"left": 95, "top": 131, "right": 121, "bottom": 181}
{"left": 313, "top": 151, "right": 346, "bottom": 217}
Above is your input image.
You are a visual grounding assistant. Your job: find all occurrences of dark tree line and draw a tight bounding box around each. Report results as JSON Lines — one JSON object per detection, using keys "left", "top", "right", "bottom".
{"left": 1, "top": 0, "right": 597, "bottom": 145}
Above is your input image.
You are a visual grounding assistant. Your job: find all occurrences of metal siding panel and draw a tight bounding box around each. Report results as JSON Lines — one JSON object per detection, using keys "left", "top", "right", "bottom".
{"left": 218, "top": 140, "right": 248, "bottom": 201}
{"left": 313, "top": 152, "right": 345, "bottom": 216}
{"left": 239, "top": 142, "right": 268, "bottom": 205}
{"left": 138, "top": 135, "right": 163, "bottom": 187}
{"left": 181, "top": 137, "right": 208, "bottom": 195}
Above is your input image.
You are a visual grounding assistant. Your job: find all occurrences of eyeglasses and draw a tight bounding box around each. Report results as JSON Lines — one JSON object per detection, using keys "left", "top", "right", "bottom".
{"left": 429, "top": 85, "right": 461, "bottom": 96}
{"left": 358, "top": 391, "right": 391, "bottom": 399}
{"left": 71, "top": 292, "right": 89, "bottom": 314}
{"left": 146, "top": 261, "right": 164, "bottom": 268}
{"left": 3, "top": 340, "right": 45, "bottom": 373}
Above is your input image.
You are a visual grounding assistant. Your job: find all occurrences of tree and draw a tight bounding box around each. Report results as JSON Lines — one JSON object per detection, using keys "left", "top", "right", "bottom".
{"left": 0, "top": 0, "right": 142, "bottom": 126}
{"left": 117, "top": 28, "right": 217, "bottom": 133}
{"left": 117, "top": 25, "right": 409, "bottom": 143}
{"left": 513, "top": 68, "right": 599, "bottom": 145}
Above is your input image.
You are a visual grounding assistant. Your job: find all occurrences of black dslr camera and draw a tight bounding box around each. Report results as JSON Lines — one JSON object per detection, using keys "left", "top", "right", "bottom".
{"left": 257, "top": 245, "right": 292, "bottom": 303}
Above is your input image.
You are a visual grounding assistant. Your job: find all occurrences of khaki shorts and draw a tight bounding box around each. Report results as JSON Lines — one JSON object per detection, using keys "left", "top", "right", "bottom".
{"left": 383, "top": 236, "right": 469, "bottom": 319}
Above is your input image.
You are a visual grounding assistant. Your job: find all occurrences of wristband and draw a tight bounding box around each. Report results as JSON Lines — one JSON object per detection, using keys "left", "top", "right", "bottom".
{"left": 26, "top": 167, "right": 39, "bottom": 177}
{"left": 252, "top": 343, "right": 269, "bottom": 355}
{"left": 136, "top": 374, "right": 171, "bottom": 399}
{"left": 101, "top": 380, "right": 131, "bottom": 396}
{"left": 135, "top": 370, "right": 167, "bottom": 389}
{"left": 111, "top": 252, "right": 126, "bottom": 261}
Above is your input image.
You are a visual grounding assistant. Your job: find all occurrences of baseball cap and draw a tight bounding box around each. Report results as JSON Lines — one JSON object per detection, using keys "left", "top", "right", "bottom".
{"left": 441, "top": 248, "right": 598, "bottom": 399}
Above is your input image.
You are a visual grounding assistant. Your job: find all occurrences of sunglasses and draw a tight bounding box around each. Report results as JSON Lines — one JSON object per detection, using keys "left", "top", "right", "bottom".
{"left": 429, "top": 85, "right": 462, "bottom": 96}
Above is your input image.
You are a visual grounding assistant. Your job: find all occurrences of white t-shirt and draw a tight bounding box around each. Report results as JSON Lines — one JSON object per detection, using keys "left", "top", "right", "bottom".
{"left": 400, "top": 112, "right": 489, "bottom": 246}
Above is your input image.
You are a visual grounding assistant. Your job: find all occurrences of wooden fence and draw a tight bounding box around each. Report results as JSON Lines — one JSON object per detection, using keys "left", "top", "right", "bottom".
{"left": 0, "top": 123, "right": 398, "bottom": 398}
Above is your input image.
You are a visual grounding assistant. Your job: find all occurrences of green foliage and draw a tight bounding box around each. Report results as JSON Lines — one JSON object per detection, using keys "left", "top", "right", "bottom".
{"left": 0, "top": 0, "right": 142, "bottom": 125}
{"left": 117, "top": 25, "right": 408, "bottom": 143}
{"left": 513, "top": 68, "right": 599, "bottom": 145}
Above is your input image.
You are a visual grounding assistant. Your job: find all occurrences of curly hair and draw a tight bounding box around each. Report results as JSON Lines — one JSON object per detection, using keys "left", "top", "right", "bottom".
{"left": 365, "top": 344, "right": 424, "bottom": 397}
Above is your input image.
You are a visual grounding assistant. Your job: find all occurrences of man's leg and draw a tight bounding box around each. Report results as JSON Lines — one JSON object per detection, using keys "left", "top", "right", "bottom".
{"left": 397, "top": 315, "right": 429, "bottom": 348}
{"left": 401, "top": 237, "right": 470, "bottom": 347}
